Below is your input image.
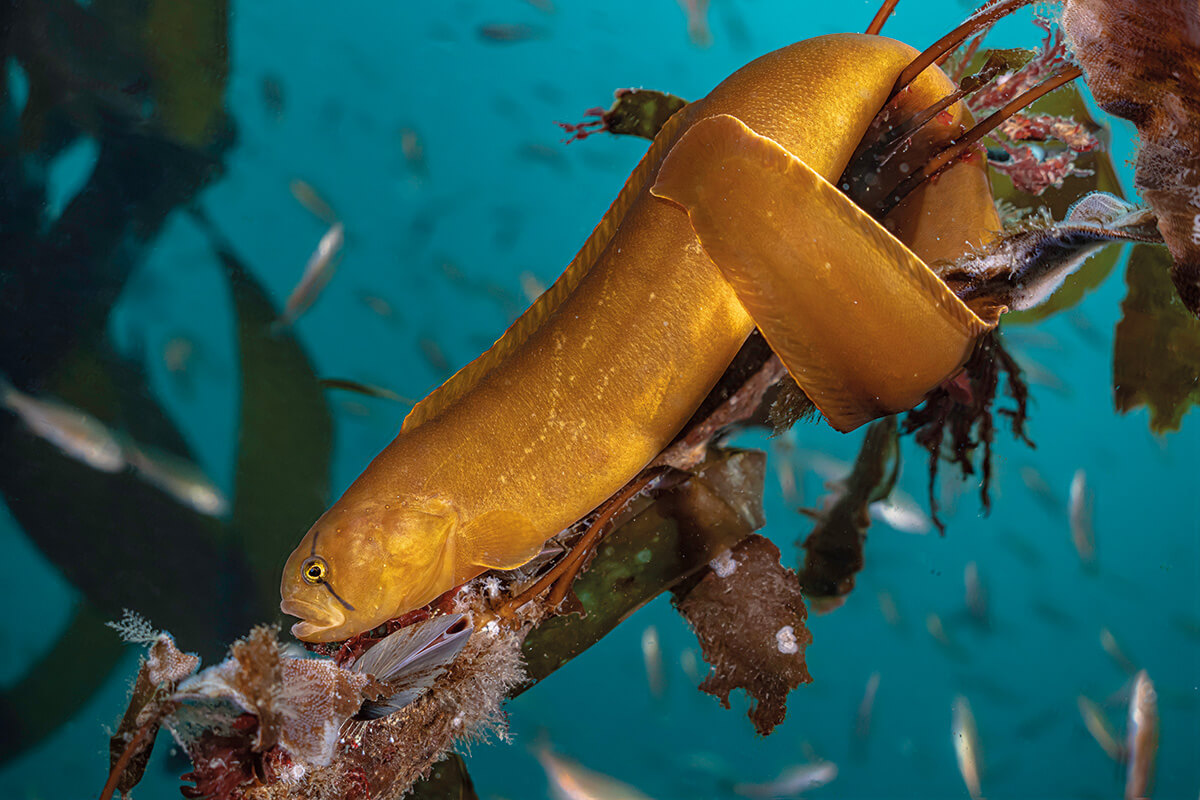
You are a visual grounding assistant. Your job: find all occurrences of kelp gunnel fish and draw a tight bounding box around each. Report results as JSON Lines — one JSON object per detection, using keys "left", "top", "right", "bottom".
{"left": 281, "top": 32, "right": 1005, "bottom": 642}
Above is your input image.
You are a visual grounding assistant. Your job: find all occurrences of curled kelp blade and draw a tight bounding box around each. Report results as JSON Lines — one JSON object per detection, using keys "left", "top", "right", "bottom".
{"left": 353, "top": 614, "right": 472, "bottom": 719}
{"left": 651, "top": 114, "right": 992, "bottom": 432}
{"left": 938, "top": 192, "right": 1162, "bottom": 318}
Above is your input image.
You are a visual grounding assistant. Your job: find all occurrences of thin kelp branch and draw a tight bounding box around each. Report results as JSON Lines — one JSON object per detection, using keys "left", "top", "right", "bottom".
{"left": 842, "top": 54, "right": 1009, "bottom": 207}
{"left": 864, "top": 0, "right": 901, "bottom": 35}
{"left": 887, "top": 0, "right": 1039, "bottom": 102}
{"left": 902, "top": 331, "right": 1032, "bottom": 533}
{"left": 873, "top": 65, "right": 1083, "bottom": 218}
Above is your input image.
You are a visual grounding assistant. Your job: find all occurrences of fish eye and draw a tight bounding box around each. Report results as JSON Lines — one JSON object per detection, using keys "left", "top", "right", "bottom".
{"left": 301, "top": 556, "right": 328, "bottom": 584}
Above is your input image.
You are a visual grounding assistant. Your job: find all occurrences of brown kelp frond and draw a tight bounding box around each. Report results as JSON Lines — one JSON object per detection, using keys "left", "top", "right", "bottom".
{"left": 558, "top": 88, "right": 689, "bottom": 143}
{"left": 1062, "top": 0, "right": 1200, "bottom": 315}
{"left": 879, "top": 65, "right": 1083, "bottom": 216}
{"left": 901, "top": 331, "right": 1031, "bottom": 533}
{"left": 672, "top": 534, "right": 812, "bottom": 735}
{"left": 796, "top": 417, "right": 899, "bottom": 606}
{"left": 887, "top": 0, "right": 1039, "bottom": 102}
{"left": 1113, "top": 244, "right": 1200, "bottom": 432}
{"left": 864, "top": 0, "right": 901, "bottom": 35}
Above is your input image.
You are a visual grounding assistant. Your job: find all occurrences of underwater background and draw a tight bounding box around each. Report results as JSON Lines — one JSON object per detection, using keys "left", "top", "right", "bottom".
{"left": 1, "top": 0, "right": 1197, "bottom": 798}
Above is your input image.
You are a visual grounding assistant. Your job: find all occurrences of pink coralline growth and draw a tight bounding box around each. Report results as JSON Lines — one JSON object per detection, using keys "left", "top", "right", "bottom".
{"left": 968, "top": 19, "right": 1073, "bottom": 113}
{"left": 989, "top": 141, "right": 1092, "bottom": 196}
{"left": 556, "top": 107, "right": 609, "bottom": 143}
{"left": 961, "top": 18, "right": 1098, "bottom": 197}
{"left": 997, "top": 113, "right": 1100, "bottom": 153}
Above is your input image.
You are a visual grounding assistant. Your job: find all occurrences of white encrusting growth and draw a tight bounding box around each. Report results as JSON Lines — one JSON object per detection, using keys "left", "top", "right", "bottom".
{"left": 710, "top": 549, "right": 738, "bottom": 578}
{"left": 776, "top": 625, "right": 799, "bottom": 654}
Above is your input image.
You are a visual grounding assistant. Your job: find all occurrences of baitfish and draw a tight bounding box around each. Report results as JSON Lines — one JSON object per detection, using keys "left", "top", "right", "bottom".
{"left": 281, "top": 33, "right": 1007, "bottom": 641}
{"left": 0, "top": 376, "right": 125, "bottom": 473}
{"left": 273, "top": 221, "right": 345, "bottom": 331}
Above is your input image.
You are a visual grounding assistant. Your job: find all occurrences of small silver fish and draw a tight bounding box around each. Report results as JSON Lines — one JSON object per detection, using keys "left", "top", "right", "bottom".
{"left": 1069, "top": 468, "right": 1097, "bottom": 570}
{"left": 676, "top": 0, "right": 713, "bottom": 48}
{"left": 274, "top": 221, "right": 345, "bottom": 330}
{"left": 853, "top": 672, "right": 881, "bottom": 752}
{"left": 964, "top": 562, "right": 988, "bottom": 628}
{"left": 163, "top": 336, "right": 196, "bottom": 375}
{"left": 680, "top": 648, "right": 702, "bottom": 685}
{"left": 1124, "top": 670, "right": 1159, "bottom": 800}
{"left": 0, "top": 378, "right": 124, "bottom": 473}
{"left": 537, "top": 746, "right": 657, "bottom": 800}
{"left": 126, "top": 444, "right": 229, "bottom": 518}
{"left": 870, "top": 491, "right": 931, "bottom": 535}
{"left": 356, "top": 291, "right": 396, "bottom": 321}
{"left": 732, "top": 760, "right": 838, "bottom": 799}
{"left": 952, "top": 695, "right": 983, "bottom": 800}
{"left": 289, "top": 178, "right": 339, "bottom": 225}
{"left": 1077, "top": 694, "right": 1122, "bottom": 761}
{"left": 1101, "top": 627, "right": 1138, "bottom": 676}
{"left": 641, "top": 625, "right": 664, "bottom": 699}
{"left": 876, "top": 590, "right": 903, "bottom": 629}
{"left": 519, "top": 270, "right": 546, "bottom": 303}
{"left": 398, "top": 127, "right": 428, "bottom": 178}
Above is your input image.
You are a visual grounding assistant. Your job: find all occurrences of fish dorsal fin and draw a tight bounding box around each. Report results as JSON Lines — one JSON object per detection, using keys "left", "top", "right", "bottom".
{"left": 401, "top": 105, "right": 693, "bottom": 432}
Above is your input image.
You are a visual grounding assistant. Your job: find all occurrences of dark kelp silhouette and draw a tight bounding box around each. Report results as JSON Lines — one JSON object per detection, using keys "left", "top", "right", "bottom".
{"left": 1114, "top": 245, "right": 1200, "bottom": 432}
{"left": 0, "top": 243, "right": 334, "bottom": 761}
{"left": 0, "top": 0, "right": 337, "bottom": 764}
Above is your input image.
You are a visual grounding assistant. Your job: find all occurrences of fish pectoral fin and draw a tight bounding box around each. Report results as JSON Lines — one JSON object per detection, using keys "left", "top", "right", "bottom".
{"left": 649, "top": 113, "right": 992, "bottom": 433}
{"left": 459, "top": 510, "right": 546, "bottom": 571}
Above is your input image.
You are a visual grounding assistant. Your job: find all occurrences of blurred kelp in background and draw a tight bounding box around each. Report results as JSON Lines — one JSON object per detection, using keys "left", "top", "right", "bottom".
{"left": 0, "top": 0, "right": 332, "bottom": 762}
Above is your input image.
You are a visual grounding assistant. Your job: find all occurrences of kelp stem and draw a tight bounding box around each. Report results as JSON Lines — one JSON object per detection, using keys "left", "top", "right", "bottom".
{"left": 865, "top": 0, "right": 901, "bottom": 35}
{"left": 879, "top": 66, "right": 1083, "bottom": 215}
{"left": 499, "top": 469, "right": 670, "bottom": 619}
{"left": 98, "top": 702, "right": 177, "bottom": 800}
{"left": 888, "top": 0, "right": 1038, "bottom": 101}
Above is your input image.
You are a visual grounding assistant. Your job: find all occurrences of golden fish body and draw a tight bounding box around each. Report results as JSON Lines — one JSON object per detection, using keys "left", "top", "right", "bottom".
{"left": 281, "top": 33, "right": 999, "bottom": 641}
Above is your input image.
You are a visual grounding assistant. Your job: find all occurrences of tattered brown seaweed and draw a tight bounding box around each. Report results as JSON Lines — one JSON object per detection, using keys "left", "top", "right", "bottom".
{"left": 1114, "top": 244, "right": 1200, "bottom": 431}
{"left": 903, "top": 332, "right": 1032, "bottom": 531}
{"left": 796, "top": 418, "right": 898, "bottom": 604}
{"left": 1062, "top": 0, "right": 1200, "bottom": 315}
{"left": 672, "top": 534, "right": 812, "bottom": 736}
{"left": 520, "top": 449, "right": 767, "bottom": 686}
{"left": 558, "top": 88, "right": 689, "bottom": 143}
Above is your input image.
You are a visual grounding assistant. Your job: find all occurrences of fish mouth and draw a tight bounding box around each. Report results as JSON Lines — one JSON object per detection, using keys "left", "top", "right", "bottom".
{"left": 280, "top": 599, "right": 346, "bottom": 642}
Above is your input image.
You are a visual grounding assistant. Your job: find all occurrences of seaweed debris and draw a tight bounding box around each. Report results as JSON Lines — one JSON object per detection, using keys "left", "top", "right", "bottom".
{"left": 796, "top": 418, "right": 899, "bottom": 609}
{"left": 673, "top": 534, "right": 812, "bottom": 735}
{"left": 1113, "top": 245, "right": 1200, "bottom": 431}
{"left": 902, "top": 331, "right": 1031, "bottom": 533}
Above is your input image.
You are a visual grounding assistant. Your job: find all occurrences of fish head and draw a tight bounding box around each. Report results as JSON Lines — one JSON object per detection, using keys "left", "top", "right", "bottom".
{"left": 280, "top": 496, "right": 457, "bottom": 643}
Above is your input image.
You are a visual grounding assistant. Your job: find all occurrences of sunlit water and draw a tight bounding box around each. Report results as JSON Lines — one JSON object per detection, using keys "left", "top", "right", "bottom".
{"left": 3, "top": 1, "right": 1197, "bottom": 798}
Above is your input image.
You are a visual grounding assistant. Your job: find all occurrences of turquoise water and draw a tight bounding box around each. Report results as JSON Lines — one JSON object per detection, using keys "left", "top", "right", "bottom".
{"left": 2, "top": 1, "right": 1197, "bottom": 798}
